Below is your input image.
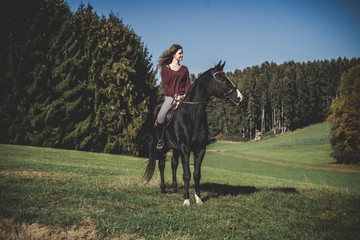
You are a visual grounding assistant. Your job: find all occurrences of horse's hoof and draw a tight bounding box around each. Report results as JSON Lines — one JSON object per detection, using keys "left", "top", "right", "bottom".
{"left": 183, "top": 199, "right": 190, "bottom": 206}
{"left": 195, "top": 194, "right": 203, "bottom": 205}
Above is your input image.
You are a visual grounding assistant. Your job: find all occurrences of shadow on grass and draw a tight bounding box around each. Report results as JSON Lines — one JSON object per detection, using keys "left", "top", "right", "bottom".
{"left": 200, "top": 182, "right": 258, "bottom": 201}
{"left": 268, "top": 187, "right": 298, "bottom": 194}
{"left": 200, "top": 182, "right": 298, "bottom": 201}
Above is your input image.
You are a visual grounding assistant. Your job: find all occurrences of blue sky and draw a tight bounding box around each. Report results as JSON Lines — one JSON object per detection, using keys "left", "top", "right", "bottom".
{"left": 66, "top": 0, "right": 360, "bottom": 77}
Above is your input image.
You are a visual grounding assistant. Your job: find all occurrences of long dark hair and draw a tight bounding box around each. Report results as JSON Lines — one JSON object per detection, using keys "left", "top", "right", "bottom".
{"left": 157, "top": 44, "right": 182, "bottom": 70}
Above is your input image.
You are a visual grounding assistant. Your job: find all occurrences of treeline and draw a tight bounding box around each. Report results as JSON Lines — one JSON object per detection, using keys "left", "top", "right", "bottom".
{"left": 0, "top": 0, "right": 158, "bottom": 156}
{"left": 207, "top": 58, "right": 360, "bottom": 140}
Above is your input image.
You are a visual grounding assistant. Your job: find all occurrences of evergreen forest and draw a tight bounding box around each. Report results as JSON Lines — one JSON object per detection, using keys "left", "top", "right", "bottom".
{"left": 1, "top": 0, "right": 359, "bottom": 160}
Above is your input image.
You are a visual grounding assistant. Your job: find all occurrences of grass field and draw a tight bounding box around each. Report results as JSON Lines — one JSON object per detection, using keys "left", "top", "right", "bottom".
{"left": 1, "top": 123, "right": 359, "bottom": 239}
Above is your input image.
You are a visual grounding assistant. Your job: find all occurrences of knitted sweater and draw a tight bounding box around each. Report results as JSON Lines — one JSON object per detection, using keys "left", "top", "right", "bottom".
{"left": 161, "top": 65, "right": 191, "bottom": 98}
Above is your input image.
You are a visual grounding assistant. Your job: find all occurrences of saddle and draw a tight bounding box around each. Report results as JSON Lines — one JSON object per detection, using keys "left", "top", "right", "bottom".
{"left": 155, "top": 105, "right": 178, "bottom": 127}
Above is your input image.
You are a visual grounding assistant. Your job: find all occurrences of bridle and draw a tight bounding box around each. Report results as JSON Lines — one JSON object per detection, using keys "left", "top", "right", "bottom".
{"left": 181, "top": 70, "right": 239, "bottom": 105}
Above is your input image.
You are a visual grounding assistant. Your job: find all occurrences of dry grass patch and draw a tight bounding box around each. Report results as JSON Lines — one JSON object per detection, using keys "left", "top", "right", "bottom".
{"left": 0, "top": 218, "right": 149, "bottom": 240}
{"left": 0, "top": 217, "right": 98, "bottom": 240}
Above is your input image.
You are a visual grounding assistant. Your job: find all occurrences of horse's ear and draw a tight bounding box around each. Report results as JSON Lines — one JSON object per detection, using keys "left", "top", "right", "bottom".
{"left": 221, "top": 61, "right": 226, "bottom": 70}
{"left": 215, "top": 61, "right": 222, "bottom": 71}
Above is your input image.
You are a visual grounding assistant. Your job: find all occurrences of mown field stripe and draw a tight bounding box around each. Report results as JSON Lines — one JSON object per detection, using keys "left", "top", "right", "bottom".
{"left": 207, "top": 147, "right": 360, "bottom": 173}
{"left": 203, "top": 150, "right": 360, "bottom": 191}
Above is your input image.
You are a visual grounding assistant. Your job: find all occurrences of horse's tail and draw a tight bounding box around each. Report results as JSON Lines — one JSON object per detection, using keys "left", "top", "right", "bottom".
{"left": 143, "top": 103, "right": 162, "bottom": 183}
{"left": 143, "top": 138, "right": 156, "bottom": 183}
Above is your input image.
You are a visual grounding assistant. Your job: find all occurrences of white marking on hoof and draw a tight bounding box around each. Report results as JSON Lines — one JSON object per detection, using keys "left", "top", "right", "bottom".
{"left": 183, "top": 199, "right": 190, "bottom": 206}
{"left": 195, "top": 194, "right": 203, "bottom": 205}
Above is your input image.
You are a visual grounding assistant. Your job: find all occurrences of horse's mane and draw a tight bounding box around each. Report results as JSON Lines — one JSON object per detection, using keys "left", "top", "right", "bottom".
{"left": 188, "top": 67, "right": 214, "bottom": 94}
{"left": 185, "top": 61, "right": 225, "bottom": 101}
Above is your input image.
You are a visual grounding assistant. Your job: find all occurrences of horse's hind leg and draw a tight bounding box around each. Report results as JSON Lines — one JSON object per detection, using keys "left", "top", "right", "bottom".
{"left": 158, "top": 151, "right": 167, "bottom": 193}
{"left": 171, "top": 149, "right": 180, "bottom": 193}
{"left": 193, "top": 147, "right": 206, "bottom": 205}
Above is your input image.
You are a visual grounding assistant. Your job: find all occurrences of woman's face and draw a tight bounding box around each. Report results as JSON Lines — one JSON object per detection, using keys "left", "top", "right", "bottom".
{"left": 173, "top": 48, "right": 183, "bottom": 62}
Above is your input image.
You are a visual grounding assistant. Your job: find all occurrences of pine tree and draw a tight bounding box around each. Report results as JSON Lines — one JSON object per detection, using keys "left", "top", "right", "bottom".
{"left": 294, "top": 63, "right": 310, "bottom": 128}
{"left": 92, "top": 13, "right": 157, "bottom": 155}
{"left": 33, "top": 3, "right": 99, "bottom": 150}
{"left": 304, "top": 61, "right": 322, "bottom": 123}
{"left": 256, "top": 62, "right": 270, "bottom": 133}
{"left": 23, "top": 0, "right": 72, "bottom": 146}
{"left": 269, "top": 67, "right": 281, "bottom": 134}
{"left": 279, "top": 62, "right": 297, "bottom": 131}
{"left": 0, "top": 0, "right": 54, "bottom": 144}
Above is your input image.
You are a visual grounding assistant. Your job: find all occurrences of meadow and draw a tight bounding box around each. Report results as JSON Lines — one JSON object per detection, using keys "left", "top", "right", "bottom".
{"left": 0, "top": 123, "right": 359, "bottom": 239}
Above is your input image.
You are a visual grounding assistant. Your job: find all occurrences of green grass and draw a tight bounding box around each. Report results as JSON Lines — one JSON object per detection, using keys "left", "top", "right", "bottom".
{"left": 203, "top": 123, "right": 360, "bottom": 191}
{"left": 1, "top": 123, "right": 360, "bottom": 239}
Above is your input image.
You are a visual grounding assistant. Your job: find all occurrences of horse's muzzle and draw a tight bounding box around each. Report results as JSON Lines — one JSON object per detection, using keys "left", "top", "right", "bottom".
{"left": 230, "top": 89, "right": 243, "bottom": 105}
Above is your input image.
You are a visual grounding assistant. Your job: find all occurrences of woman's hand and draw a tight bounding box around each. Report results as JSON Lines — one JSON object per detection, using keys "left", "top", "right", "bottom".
{"left": 174, "top": 94, "right": 185, "bottom": 101}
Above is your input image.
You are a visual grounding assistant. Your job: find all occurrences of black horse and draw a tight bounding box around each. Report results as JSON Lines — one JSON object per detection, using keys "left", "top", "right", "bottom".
{"left": 143, "top": 61, "right": 243, "bottom": 206}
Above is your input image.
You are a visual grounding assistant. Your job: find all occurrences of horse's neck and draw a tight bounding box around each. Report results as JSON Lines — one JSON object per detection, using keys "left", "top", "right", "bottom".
{"left": 181, "top": 78, "right": 210, "bottom": 121}
{"left": 186, "top": 77, "right": 212, "bottom": 103}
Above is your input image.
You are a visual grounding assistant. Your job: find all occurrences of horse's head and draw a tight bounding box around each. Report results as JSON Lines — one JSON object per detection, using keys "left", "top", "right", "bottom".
{"left": 211, "top": 61, "right": 243, "bottom": 105}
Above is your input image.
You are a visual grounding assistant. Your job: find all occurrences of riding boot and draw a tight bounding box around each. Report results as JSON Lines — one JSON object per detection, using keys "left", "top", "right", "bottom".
{"left": 156, "top": 123, "right": 166, "bottom": 149}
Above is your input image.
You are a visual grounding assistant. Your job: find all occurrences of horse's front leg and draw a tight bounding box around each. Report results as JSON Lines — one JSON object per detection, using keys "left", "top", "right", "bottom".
{"left": 171, "top": 149, "right": 180, "bottom": 193}
{"left": 193, "top": 147, "right": 206, "bottom": 205}
{"left": 180, "top": 146, "right": 191, "bottom": 206}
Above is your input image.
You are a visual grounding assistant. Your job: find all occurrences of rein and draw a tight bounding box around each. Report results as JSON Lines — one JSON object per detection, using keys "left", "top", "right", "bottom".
{"left": 180, "top": 99, "right": 227, "bottom": 105}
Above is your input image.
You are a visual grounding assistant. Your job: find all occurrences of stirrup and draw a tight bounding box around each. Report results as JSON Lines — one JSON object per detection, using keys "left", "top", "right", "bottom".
{"left": 156, "top": 139, "right": 164, "bottom": 149}
{"left": 208, "top": 135, "right": 217, "bottom": 144}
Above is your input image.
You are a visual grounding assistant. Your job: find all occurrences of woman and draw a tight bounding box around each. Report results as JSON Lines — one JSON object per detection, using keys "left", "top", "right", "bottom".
{"left": 156, "top": 44, "right": 191, "bottom": 149}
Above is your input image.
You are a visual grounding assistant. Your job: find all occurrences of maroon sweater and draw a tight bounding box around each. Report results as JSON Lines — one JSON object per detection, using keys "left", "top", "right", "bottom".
{"left": 161, "top": 65, "right": 191, "bottom": 98}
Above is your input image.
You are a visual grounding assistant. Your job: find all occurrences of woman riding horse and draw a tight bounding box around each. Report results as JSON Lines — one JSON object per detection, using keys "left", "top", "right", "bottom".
{"left": 156, "top": 44, "right": 191, "bottom": 150}
{"left": 144, "top": 60, "right": 243, "bottom": 206}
